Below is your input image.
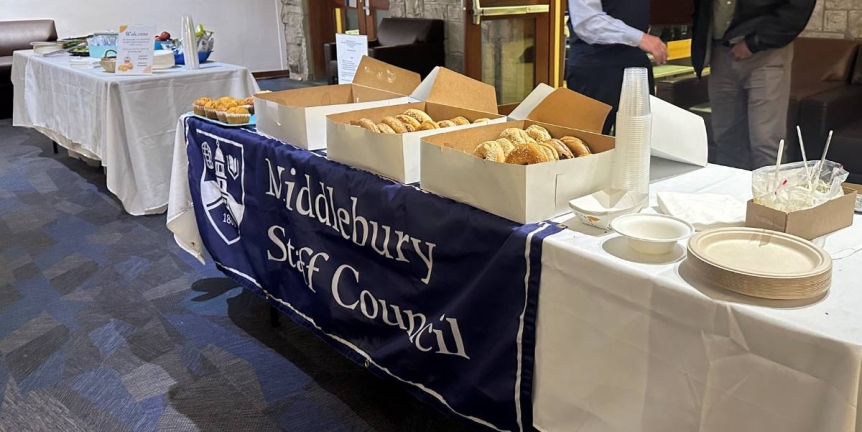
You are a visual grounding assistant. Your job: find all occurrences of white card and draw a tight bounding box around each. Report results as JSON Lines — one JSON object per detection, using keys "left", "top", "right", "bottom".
{"left": 116, "top": 25, "right": 156, "bottom": 75}
{"left": 336, "top": 33, "right": 368, "bottom": 84}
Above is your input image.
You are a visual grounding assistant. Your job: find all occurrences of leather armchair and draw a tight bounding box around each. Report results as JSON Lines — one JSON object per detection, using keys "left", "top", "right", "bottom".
{"left": 1, "top": 19, "right": 58, "bottom": 119}
{"left": 324, "top": 18, "right": 445, "bottom": 85}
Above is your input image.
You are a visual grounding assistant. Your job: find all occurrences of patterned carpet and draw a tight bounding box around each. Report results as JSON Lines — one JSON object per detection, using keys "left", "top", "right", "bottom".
{"left": 0, "top": 118, "right": 473, "bottom": 432}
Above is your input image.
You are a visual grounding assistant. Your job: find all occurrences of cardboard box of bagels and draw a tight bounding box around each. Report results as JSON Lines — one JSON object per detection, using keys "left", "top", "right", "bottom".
{"left": 326, "top": 67, "right": 506, "bottom": 184}
{"left": 420, "top": 84, "right": 615, "bottom": 224}
{"left": 254, "top": 56, "right": 420, "bottom": 150}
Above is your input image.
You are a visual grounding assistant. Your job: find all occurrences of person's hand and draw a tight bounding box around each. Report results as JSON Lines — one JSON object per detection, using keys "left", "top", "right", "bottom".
{"left": 731, "top": 41, "right": 753, "bottom": 60}
{"left": 639, "top": 34, "right": 668, "bottom": 65}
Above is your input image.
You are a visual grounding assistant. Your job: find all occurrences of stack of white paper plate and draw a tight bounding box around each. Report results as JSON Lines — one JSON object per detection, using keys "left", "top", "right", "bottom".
{"left": 686, "top": 228, "right": 832, "bottom": 300}
{"left": 154, "top": 50, "right": 176, "bottom": 70}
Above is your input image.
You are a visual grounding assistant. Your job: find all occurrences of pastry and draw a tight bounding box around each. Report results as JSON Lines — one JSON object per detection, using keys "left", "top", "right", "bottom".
{"left": 451, "top": 116, "right": 470, "bottom": 126}
{"left": 500, "top": 128, "right": 533, "bottom": 144}
{"left": 381, "top": 116, "right": 407, "bottom": 134}
{"left": 225, "top": 106, "right": 251, "bottom": 125}
{"left": 204, "top": 101, "right": 219, "bottom": 120}
{"left": 377, "top": 123, "right": 396, "bottom": 134}
{"left": 472, "top": 141, "right": 506, "bottom": 162}
{"left": 396, "top": 114, "right": 421, "bottom": 131}
{"left": 505, "top": 143, "right": 549, "bottom": 165}
{"left": 356, "top": 118, "right": 380, "bottom": 133}
{"left": 193, "top": 97, "right": 212, "bottom": 116}
{"left": 417, "top": 121, "right": 439, "bottom": 131}
{"left": 473, "top": 118, "right": 491, "bottom": 124}
{"left": 403, "top": 109, "right": 433, "bottom": 124}
{"left": 545, "top": 139, "right": 574, "bottom": 159}
{"left": 437, "top": 120, "right": 456, "bottom": 128}
{"left": 495, "top": 138, "right": 515, "bottom": 157}
{"left": 536, "top": 141, "right": 560, "bottom": 161}
{"left": 244, "top": 96, "right": 254, "bottom": 106}
{"left": 560, "top": 136, "right": 592, "bottom": 157}
{"left": 216, "top": 96, "right": 235, "bottom": 106}
{"left": 526, "top": 125, "right": 552, "bottom": 142}
{"left": 216, "top": 103, "right": 236, "bottom": 123}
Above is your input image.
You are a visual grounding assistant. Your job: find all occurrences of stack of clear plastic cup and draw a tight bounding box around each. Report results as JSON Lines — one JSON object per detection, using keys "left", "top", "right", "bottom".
{"left": 181, "top": 15, "right": 200, "bottom": 70}
{"left": 611, "top": 67, "right": 652, "bottom": 195}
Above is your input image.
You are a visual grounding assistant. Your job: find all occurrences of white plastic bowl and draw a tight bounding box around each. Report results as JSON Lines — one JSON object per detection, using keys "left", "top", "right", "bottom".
{"left": 610, "top": 213, "right": 694, "bottom": 255}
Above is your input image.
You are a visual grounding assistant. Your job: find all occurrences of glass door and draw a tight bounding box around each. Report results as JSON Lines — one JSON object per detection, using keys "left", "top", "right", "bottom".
{"left": 465, "top": 0, "right": 563, "bottom": 109}
{"left": 332, "top": 0, "right": 390, "bottom": 38}
{"left": 363, "top": 0, "right": 391, "bottom": 40}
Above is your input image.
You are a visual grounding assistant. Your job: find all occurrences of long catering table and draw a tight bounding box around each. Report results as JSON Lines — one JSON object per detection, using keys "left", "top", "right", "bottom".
{"left": 168, "top": 117, "right": 862, "bottom": 432}
{"left": 12, "top": 50, "right": 258, "bottom": 215}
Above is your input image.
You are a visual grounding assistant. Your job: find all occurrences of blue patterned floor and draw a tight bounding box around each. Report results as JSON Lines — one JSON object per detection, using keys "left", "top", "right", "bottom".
{"left": 0, "top": 119, "right": 473, "bottom": 432}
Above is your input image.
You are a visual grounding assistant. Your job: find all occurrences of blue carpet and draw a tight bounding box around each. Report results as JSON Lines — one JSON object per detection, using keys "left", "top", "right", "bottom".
{"left": 0, "top": 119, "right": 472, "bottom": 432}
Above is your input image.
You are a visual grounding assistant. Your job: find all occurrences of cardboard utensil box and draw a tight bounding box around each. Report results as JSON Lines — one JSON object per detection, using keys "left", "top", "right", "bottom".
{"left": 420, "top": 85, "right": 616, "bottom": 224}
{"left": 745, "top": 186, "right": 858, "bottom": 240}
{"left": 254, "top": 56, "right": 420, "bottom": 150}
{"left": 326, "top": 67, "right": 505, "bottom": 184}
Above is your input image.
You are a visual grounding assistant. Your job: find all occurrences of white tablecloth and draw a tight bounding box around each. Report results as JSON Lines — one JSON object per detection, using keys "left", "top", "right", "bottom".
{"left": 164, "top": 115, "right": 862, "bottom": 431}
{"left": 12, "top": 50, "right": 258, "bottom": 215}
{"left": 534, "top": 163, "right": 862, "bottom": 432}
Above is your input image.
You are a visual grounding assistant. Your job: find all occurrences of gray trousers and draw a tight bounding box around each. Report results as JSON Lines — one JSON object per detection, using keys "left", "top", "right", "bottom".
{"left": 708, "top": 42, "right": 793, "bottom": 170}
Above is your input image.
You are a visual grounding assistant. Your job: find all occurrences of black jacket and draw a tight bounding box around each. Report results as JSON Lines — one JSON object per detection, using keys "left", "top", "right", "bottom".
{"left": 692, "top": 0, "right": 816, "bottom": 76}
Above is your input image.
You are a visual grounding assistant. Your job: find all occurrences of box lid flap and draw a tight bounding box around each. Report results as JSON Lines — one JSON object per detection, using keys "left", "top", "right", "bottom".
{"left": 509, "top": 85, "right": 610, "bottom": 133}
{"left": 352, "top": 56, "right": 421, "bottom": 96}
{"left": 411, "top": 67, "right": 499, "bottom": 113}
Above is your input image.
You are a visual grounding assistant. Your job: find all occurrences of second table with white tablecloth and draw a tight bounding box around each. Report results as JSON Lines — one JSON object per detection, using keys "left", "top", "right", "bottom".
{"left": 11, "top": 50, "right": 259, "bottom": 215}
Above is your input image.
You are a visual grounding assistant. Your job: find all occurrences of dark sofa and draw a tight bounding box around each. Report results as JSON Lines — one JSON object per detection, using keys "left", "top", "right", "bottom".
{"left": 1, "top": 19, "right": 57, "bottom": 119}
{"left": 324, "top": 18, "right": 445, "bottom": 84}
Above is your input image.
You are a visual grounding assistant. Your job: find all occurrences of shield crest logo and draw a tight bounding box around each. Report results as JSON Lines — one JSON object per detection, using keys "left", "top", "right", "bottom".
{"left": 199, "top": 135, "right": 245, "bottom": 245}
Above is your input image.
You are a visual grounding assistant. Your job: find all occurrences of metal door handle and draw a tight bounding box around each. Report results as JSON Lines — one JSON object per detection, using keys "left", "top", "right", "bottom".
{"left": 472, "top": 0, "right": 550, "bottom": 25}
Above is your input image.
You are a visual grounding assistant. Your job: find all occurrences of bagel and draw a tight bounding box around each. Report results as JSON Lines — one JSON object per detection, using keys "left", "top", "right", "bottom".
{"left": 545, "top": 139, "right": 574, "bottom": 159}
{"left": 377, "top": 123, "right": 396, "bottom": 134}
{"left": 437, "top": 120, "right": 456, "bottom": 128}
{"left": 403, "top": 108, "right": 433, "bottom": 124}
{"left": 381, "top": 116, "right": 407, "bottom": 134}
{"left": 473, "top": 118, "right": 491, "bottom": 124}
{"left": 396, "top": 114, "right": 421, "bottom": 131}
{"left": 560, "top": 136, "right": 592, "bottom": 157}
{"left": 526, "top": 125, "right": 552, "bottom": 142}
{"left": 500, "top": 128, "right": 532, "bottom": 144}
{"left": 505, "top": 143, "right": 549, "bottom": 165}
{"left": 472, "top": 141, "right": 506, "bottom": 162}
{"left": 451, "top": 116, "right": 470, "bottom": 126}
{"left": 356, "top": 118, "right": 380, "bottom": 133}
{"left": 495, "top": 138, "right": 515, "bottom": 156}
{"left": 536, "top": 141, "right": 560, "bottom": 161}
{"left": 417, "top": 121, "right": 439, "bottom": 131}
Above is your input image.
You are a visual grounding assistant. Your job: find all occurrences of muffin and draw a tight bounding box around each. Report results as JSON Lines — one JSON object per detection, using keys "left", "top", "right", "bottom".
{"left": 242, "top": 96, "right": 255, "bottom": 115}
{"left": 204, "top": 101, "right": 219, "bottom": 120}
{"left": 226, "top": 106, "right": 251, "bottom": 125}
{"left": 193, "top": 97, "right": 212, "bottom": 116}
{"left": 216, "top": 101, "right": 239, "bottom": 123}
{"left": 216, "top": 96, "right": 235, "bottom": 106}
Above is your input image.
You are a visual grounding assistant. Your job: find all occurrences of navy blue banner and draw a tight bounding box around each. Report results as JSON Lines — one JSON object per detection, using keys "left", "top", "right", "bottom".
{"left": 184, "top": 117, "right": 561, "bottom": 432}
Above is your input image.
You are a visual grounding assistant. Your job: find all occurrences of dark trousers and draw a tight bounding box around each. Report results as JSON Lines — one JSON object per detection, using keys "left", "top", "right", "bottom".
{"left": 565, "top": 60, "right": 655, "bottom": 135}
{"left": 709, "top": 42, "right": 793, "bottom": 170}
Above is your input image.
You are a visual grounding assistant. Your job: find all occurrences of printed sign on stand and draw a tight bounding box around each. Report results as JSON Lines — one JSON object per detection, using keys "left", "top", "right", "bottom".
{"left": 116, "top": 25, "right": 156, "bottom": 75}
{"left": 335, "top": 33, "right": 368, "bottom": 84}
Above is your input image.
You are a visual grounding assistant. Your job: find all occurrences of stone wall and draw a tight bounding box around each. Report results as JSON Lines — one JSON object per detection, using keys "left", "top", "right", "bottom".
{"left": 282, "top": 0, "right": 312, "bottom": 80}
{"left": 389, "top": 0, "right": 465, "bottom": 73}
{"left": 803, "top": 0, "right": 862, "bottom": 39}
